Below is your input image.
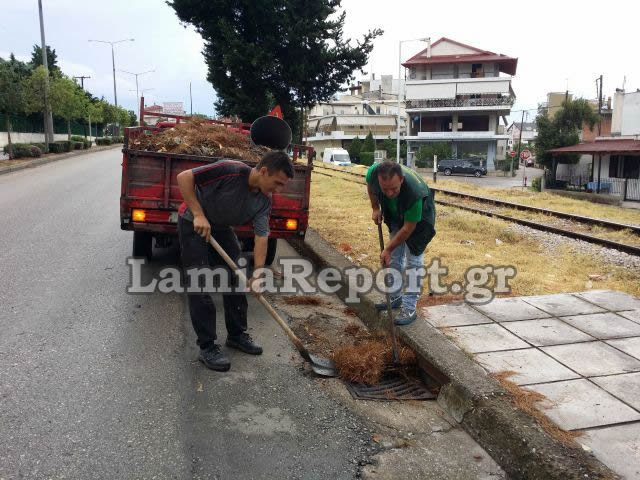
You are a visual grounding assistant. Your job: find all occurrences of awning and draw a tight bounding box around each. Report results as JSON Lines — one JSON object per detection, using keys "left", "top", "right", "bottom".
{"left": 335, "top": 116, "right": 396, "bottom": 127}
{"left": 549, "top": 139, "right": 640, "bottom": 155}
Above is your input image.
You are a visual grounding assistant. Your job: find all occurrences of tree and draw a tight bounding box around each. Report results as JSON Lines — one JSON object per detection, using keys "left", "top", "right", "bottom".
{"left": 362, "top": 131, "right": 376, "bottom": 152}
{"left": 415, "top": 142, "right": 452, "bottom": 168}
{"left": 534, "top": 98, "right": 599, "bottom": 179}
{"left": 30, "top": 44, "right": 60, "bottom": 77}
{"left": 49, "top": 76, "right": 86, "bottom": 140}
{"left": 348, "top": 135, "right": 362, "bottom": 162}
{"left": 23, "top": 66, "right": 50, "bottom": 117}
{"left": 128, "top": 110, "right": 137, "bottom": 127}
{"left": 380, "top": 136, "right": 407, "bottom": 161}
{"left": 0, "top": 61, "right": 27, "bottom": 159}
{"left": 168, "top": 0, "right": 382, "bottom": 139}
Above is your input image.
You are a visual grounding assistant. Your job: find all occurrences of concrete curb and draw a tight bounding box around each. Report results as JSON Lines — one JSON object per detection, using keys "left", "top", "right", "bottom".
{"left": 0, "top": 145, "right": 122, "bottom": 176}
{"left": 292, "top": 227, "right": 619, "bottom": 480}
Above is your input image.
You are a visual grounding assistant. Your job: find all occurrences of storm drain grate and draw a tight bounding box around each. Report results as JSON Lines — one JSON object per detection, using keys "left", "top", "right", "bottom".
{"left": 345, "top": 374, "right": 436, "bottom": 402}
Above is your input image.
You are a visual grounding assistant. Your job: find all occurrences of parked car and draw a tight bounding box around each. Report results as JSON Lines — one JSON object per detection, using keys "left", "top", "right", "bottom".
{"left": 322, "top": 148, "right": 352, "bottom": 167}
{"left": 437, "top": 158, "right": 487, "bottom": 177}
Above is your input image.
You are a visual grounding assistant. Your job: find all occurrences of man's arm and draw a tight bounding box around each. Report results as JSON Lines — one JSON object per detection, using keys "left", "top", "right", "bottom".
{"left": 176, "top": 170, "right": 210, "bottom": 238}
{"left": 253, "top": 235, "right": 268, "bottom": 269}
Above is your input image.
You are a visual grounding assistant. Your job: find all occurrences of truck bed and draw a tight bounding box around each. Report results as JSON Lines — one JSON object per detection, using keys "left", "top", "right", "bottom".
{"left": 120, "top": 148, "right": 311, "bottom": 239}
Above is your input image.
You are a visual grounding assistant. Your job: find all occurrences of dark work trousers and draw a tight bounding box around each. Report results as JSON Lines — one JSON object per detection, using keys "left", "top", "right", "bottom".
{"left": 178, "top": 216, "right": 248, "bottom": 351}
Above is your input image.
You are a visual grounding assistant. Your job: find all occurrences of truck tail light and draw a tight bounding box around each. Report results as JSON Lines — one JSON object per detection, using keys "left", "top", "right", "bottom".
{"left": 286, "top": 218, "right": 298, "bottom": 230}
{"left": 132, "top": 209, "right": 146, "bottom": 222}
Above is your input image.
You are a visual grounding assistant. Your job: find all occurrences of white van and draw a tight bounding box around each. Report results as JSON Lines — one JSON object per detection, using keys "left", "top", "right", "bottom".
{"left": 322, "top": 148, "right": 351, "bottom": 167}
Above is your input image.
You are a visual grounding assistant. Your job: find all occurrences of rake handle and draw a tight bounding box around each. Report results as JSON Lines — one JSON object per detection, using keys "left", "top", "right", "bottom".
{"left": 377, "top": 222, "right": 400, "bottom": 363}
{"left": 206, "top": 234, "right": 307, "bottom": 354}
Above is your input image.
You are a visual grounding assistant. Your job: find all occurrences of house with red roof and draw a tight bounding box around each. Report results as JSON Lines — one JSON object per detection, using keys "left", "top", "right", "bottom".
{"left": 402, "top": 37, "right": 518, "bottom": 170}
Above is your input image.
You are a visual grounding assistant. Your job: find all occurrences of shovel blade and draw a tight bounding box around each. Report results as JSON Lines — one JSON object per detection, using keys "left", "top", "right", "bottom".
{"left": 308, "top": 354, "right": 338, "bottom": 377}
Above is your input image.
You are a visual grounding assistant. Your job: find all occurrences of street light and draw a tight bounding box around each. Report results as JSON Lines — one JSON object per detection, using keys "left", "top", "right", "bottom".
{"left": 397, "top": 37, "right": 430, "bottom": 164}
{"left": 88, "top": 38, "right": 134, "bottom": 108}
{"left": 120, "top": 69, "right": 154, "bottom": 125}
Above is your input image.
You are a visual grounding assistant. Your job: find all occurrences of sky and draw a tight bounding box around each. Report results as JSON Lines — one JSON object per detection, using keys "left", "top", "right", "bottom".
{"left": 2, "top": 0, "right": 639, "bottom": 122}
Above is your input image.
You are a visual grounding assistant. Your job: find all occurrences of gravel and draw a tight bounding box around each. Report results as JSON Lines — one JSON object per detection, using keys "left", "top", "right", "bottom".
{"left": 507, "top": 223, "right": 640, "bottom": 274}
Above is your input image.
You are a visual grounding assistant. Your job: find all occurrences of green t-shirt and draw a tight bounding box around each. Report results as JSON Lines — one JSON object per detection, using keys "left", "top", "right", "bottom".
{"left": 366, "top": 164, "right": 422, "bottom": 222}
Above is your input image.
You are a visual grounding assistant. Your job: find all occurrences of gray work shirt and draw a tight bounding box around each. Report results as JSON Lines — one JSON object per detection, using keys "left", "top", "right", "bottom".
{"left": 178, "top": 159, "right": 271, "bottom": 236}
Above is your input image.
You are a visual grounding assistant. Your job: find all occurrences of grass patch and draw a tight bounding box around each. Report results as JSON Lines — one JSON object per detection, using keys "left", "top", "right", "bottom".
{"left": 435, "top": 178, "right": 640, "bottom": 226}
{"left": 309, "top": 174, "right": 640, "bottom": 300}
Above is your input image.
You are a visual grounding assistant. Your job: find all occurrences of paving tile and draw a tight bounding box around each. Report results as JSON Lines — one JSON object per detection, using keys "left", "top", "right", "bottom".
{"left": 575, "top": 289, "right": 640, "bottom": 311}
{"left": 592, "top": 372, "right": 640, "bottom": 411}
{"left": 473, "top": 297, "right": 550, "bottom": 322}
{"left": 522, "top": 293, "right": 606, "bottom": 316}
{"left": 607, "top": 337, "right": 640, "bottom": 361}
{"left": 580, "top": 423, "right": 640, "bottom": 480}
{"left": 501, "top": 318, "right": 594, "bottom": 346}
{"left": 443, "top": 324, "right": 530, "bottom": 354}
{"left": 619, "top": 309, "right": 640, "bottom": 324}
{"left": 423, "top": 303, "right": 492, "bottom": 327}
{"left": 528, "top": 379, "right": 640, "bottom": 430}
{"left": 475, "top": 349, "right": 580, "bottom": 385}
{"left": 561, "top": 312, "right": 640, "bottom": 340}
{"left": 542, "top": 342, "right": 640, "bottom": 377}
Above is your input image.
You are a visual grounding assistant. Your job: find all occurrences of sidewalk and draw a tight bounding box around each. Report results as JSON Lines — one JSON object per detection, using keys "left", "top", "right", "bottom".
{"left": 430, "top": 291, "right": 640, "bottom": 480}
{"left": 296, "top": 228, "right": 622, "bottom": 479}
{"left": 0, "top": 144, "right": 122, "bottom": 176}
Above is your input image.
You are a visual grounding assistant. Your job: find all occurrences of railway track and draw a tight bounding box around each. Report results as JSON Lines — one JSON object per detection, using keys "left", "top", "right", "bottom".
{"left": 311, "top": 163, "right": 640, "bottom": 256}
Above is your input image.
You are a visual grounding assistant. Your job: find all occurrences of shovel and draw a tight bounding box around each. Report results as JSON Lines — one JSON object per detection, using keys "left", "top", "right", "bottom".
{"left": 377, "top": 221, "right": 400, "bottom": 364}
{"left": 207, "top": 234, "right": 338, "bottom": 377}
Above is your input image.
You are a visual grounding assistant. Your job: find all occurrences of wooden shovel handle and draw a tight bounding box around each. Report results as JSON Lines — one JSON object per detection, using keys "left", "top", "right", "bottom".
{"left": 206, "top": 234, "right": 306, "bottom": 353}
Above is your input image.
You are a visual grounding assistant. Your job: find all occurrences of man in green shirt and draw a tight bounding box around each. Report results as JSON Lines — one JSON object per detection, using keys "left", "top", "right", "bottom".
{"left": 366, "top": 160, "right": 436, "bottom": 325}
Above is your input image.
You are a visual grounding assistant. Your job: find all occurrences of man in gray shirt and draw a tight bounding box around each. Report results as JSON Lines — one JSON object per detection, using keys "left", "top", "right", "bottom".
{"left": 176, "top": 151, "right": 294, "bottom": 371}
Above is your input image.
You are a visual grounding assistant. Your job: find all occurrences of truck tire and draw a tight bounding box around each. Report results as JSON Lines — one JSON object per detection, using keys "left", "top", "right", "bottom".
{"left": 265, "top": 238, "right": 277, "bottom": 266}
{"left": 133, "top": 231, "right": 153, "bottom": 260}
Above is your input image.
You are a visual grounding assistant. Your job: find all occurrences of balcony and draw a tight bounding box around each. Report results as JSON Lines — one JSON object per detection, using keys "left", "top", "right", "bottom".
{"left": 406, "top": 95, "right": 515, "bottom": 110}
{"left": 405, "top": 78, "right": 513, "bottom": 111}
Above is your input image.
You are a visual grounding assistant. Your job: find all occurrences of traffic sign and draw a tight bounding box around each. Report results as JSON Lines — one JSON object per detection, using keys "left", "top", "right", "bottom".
{"left": 520, "top": 149, "right": 531, "bottom": 161}
{"left": 509, "top": 151, "right": 516, "bottom": 157}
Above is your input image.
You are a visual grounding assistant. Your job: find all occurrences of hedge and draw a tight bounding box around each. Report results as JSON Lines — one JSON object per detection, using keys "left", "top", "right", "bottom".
{"left": 111, "top": 136, "right": 124, "bottom": 143}
{"left": 48, "top": 142, "right": 65, "bottom": 153}
{"left": 72, "top": 142, "right": 83, "bottom": 150}
{"left": 95, "top": 137, "right": 113, "bottom": 146}
{"left": 359, "top": 151, "right": 374, "bottom": 166}
{"left": 2, "top": 143, "right": 42, "bottom": 158}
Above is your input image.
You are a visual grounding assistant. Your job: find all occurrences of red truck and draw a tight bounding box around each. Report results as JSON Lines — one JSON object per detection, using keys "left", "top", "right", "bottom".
{"left": 120, "top": 101, "right": 313, "bottom": 264}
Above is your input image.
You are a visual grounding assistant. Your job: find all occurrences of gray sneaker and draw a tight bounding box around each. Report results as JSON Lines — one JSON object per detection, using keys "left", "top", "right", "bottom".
{"left": 394, "top": 308, "right": 417, "bottom": 326}
{"left": 199, "top": 345, "right": 231, "bottom": 371}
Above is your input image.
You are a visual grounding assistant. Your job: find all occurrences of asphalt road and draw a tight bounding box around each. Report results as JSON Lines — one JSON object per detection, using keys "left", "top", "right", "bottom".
{"left": 0, "top": 150, "right": 370, "bottom": 479}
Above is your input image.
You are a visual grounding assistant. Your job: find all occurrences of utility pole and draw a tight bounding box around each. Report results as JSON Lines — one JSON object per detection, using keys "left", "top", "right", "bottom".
{"left": 596, "top": 75, "right": 603, "bottom": 194}
{"left": 38, "top": 0, "right": 55, "bottom": 151}
{"left": 511, "top": 110, "right": 525, "bottom": 178}
{"left": 73, "top": 76, "right": 91, "bottom": 140}
{"left": 119, "top": 69, "right": 154, "bottom": 126}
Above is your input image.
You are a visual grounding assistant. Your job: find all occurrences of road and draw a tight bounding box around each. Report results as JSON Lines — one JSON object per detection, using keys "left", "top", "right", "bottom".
{"left": 418, "top": 165, "right": 544, "bottom": 189}
{"left": 0, "top": 149, "right": 503, "bottom": 479}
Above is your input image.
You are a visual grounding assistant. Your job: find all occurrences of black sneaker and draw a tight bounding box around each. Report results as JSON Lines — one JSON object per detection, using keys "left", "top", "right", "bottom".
{"left": 199, "top": 345, "right": 231, "bottom": 371}
{"left": 226, "top": 333, "right": 263, "bottom": 355}
{"left": 374, "top": 296, "right": 402, "bottom": 311}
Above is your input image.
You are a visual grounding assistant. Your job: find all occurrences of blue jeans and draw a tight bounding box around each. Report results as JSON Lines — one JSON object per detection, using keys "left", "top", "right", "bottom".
{"left": 387, "top": 227, "right": 425, "bottom": 312}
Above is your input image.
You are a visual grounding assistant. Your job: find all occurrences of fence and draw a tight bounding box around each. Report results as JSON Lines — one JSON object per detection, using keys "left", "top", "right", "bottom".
{"left": 1, "top": 113, "right": 104, "bottom": 137}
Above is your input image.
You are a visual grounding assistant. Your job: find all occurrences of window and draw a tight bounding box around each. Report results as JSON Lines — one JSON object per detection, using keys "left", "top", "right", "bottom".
{"left": 376, "top": 106, "right": 380, "bottom": 114}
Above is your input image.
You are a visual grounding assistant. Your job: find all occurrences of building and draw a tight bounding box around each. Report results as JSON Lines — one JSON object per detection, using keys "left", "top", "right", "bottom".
{"left": 539, "top": 92, "right": 573, "bottom": 119}
{"left": 612, "top": 89, "right": 640, "bottom": 136}
{"left": 550, "top": 88, "right": 640, "bottom": 202}
{"left": 142, "top": 104, "right": 164, "bottom": 126}
{"left": 507, "top": 122, "right": 538, "bottom": 149}
{"left": 401, "top": 37, "right": 517, "bottom": 170}
{"left": 304, "top": 74, "right": 406, "bottom": 158}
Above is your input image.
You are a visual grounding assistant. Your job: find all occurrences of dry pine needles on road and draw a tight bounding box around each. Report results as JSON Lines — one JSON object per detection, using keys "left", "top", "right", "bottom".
{"left": 332, "top": 336, "right": 417, "bottom": 385}
{"left": 131, "top": 119, "right": 269, "bottom": 161}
